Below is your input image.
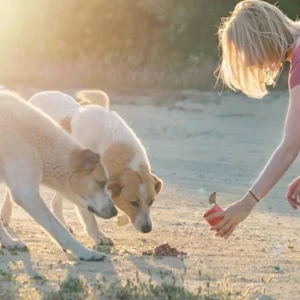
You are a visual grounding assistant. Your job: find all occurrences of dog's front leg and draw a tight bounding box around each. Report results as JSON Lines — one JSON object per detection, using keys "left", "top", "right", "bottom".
{"left": 0, "top": 218, "right": 27, "bottom": 249}
{"left": 75, "top": 206, "right": 114, "bottom": 245}
{"left": 10, "top": 186, "right": 106, "bottom": 261}
{"left": 51, "top": 193, "right": 74, "bottom": 233}
{"left": 0, "top": 188, "right": 13, "bottom": 226}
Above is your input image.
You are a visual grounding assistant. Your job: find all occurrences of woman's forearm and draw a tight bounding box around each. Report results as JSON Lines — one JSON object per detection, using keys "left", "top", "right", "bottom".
{"left": 250, "top": 143, "right": 299, "bottom": 200}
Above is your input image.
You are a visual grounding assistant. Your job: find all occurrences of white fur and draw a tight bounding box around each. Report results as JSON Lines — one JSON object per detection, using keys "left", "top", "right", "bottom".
{"left": 71, "top": 106, "right": 153, "bottom": 234}
{"left": 0, "top": 91, "right": 114, "bottom": 260}
{"left": 134, "top": 184, "right": 152, "bottom": 231}
{"left": 71, "top": 105, "right": 150, "bottom": 171}
{"left": 1, "top": 91, "right": 153, "bottom": 242}
{"left": 30, "top": 92, "right": 149, "bottom": 171}
{"left": 30, "top": 91, "right": 81, "bottom": 123}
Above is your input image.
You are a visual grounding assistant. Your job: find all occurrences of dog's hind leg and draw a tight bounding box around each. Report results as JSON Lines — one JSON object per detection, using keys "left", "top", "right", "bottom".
{"left": 1, "top": 188, "right": 13, "bottom": 226}
{"left": 75, "top": 206, "right": 114, "bottom": 245}
{"left": 51, "top": 193, "right": 73, "bottom": 233}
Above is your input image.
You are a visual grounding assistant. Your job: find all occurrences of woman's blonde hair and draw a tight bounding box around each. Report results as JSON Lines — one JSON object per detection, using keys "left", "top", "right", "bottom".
{"left": 217, "top": 0, "right": 300, "bottom": 98}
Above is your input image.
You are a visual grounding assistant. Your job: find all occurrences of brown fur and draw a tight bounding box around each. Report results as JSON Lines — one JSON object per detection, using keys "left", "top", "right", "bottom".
{"left": 104, "top": 143, "right": 163, "bottom": 224}
{"left": 60, "top": 116, "right": 72, "bottom": 133}
{"left": 69, "top": 159, "right": 107, "bottom": 200}
{"left": 102, "top": 143, "right": 136, "bottom": 177}
{"left": 71, "top": 149, "right": 100, "bottom": 173}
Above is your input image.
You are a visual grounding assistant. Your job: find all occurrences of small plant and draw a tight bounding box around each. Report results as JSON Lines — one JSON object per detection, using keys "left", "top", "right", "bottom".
{"left": 6, "top": 245, "right": 28, "bottom": 256}
{"left": 30, "top": 273, "right": 47, "bottom": 285}
{"left": 59, "top": 277, "right": 86, "bottom": 293}
{"left": 92, "top": 244, "right": 114, "bottom": 253}
{"left": 93, "top": 245, "right": 138, "bottom": 256}
{"left": 0, "top": 269, "right": 15, "bottom": 282}
{"left": 1, "top": 270, "right": 273, "bottom": 300}
{"left": 44, "top": 277, "right": 88, "bottom": 300}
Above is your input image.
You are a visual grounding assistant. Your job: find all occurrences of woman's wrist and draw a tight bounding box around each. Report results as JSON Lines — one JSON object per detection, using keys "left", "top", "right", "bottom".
{"left": 242, "top": 191, "right": 259, "bottom": 209}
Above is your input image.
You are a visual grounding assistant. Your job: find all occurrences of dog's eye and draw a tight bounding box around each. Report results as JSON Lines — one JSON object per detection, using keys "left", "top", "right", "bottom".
{"left": 149, "top": 199, "right": 154, "bottom": 206}
{"left": 96, "top": 180, "right": 106, "bottom": 189}
{"left": 130, "top": 201, "right": 139, "bottom": 208}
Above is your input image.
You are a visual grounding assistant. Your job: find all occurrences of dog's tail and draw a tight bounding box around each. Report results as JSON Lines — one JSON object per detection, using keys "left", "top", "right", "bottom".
{"left": 75, "top": 90, "right": 110, "bottom": 110}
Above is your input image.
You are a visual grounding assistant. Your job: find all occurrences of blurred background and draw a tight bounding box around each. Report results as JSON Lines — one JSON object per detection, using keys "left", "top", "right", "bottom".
{"left": 0, "top": 0, "right": 297, "bottom": 92}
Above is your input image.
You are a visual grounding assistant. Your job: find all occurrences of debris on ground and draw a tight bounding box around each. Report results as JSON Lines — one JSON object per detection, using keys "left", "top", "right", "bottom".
{"left": 142, "top": 243, "right": 188, "bottom": 258}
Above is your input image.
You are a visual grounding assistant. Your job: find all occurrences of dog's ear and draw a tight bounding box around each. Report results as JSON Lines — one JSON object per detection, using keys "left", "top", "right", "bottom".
{"left": 60, "top": 116, "right": 72, "bottom": 133}
{"left": 152, "top": 174, "right": 163, "bottom": 195}
{"left": 79, "top": 99, "right": 91, "bottom": 106}
{"left": 71, "top": 149, "right": 100, "bottom": 174}
{"left": 107, "top": 181, "right": 123, "bottom": 197}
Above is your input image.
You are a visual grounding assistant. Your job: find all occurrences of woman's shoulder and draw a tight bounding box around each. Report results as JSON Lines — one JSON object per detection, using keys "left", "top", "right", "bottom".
{"left": 289, "top": 44, "right": 300, "bottom": 90}
{"left": 292, "top": 44, "right": 300, "bottom": 64}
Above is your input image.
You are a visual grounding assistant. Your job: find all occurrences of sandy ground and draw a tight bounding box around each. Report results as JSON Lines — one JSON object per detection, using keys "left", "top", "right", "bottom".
{"left": 1, "top": 89, "right": 300, "bottom": 299}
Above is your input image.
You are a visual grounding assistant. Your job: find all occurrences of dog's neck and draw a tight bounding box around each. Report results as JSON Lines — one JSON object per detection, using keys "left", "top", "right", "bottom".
{"left": 39, "top": 135, "right": 77, "bottom": 190}
{"left": 102, "top": 143, "right": 136, "bottom": 178}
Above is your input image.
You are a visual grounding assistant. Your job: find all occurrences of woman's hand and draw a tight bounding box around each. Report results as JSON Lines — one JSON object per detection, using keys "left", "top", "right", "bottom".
{"left": 205, "top": 194, "right": 257, "bottom": 239}
{"left": 286, "top": 176, "right": 300, "bottom": 210}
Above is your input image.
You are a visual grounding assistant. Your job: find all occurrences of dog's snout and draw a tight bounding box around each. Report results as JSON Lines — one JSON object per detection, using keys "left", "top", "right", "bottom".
{"left": 88, "top": 204, "right": 118, "bottom": 219}
{"left": 141, "top": 224, "right": 152, "bottom": 233}
{"left": 87, "top": 206, "right": 95, "bottom": 214}
{"left": 110, "top": 206, "right": 118, "bottom": 217}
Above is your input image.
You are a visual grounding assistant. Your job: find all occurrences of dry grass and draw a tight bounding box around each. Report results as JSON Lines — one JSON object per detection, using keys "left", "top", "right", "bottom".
{"left": 0, "top": 268, "right": 271, "bottom": 300}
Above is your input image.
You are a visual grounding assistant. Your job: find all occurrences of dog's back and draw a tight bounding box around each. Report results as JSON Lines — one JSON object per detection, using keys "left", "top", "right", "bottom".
{"left": 23, "top": 90, "right": 162, "bottom": 234}
{"left": 0, "top": 91, "right": 54, "bottom": 140}
{"left": 29, "top": 91, "right": 81, "bottom": 124}
{"left": 27, "top": 90, "right": 149, "bottom": 169}
{"left": 71, "top": 105, "right": 147, "bottom": 162}
{"left": 0, "top": 91, "right": 76, "bottom": 175}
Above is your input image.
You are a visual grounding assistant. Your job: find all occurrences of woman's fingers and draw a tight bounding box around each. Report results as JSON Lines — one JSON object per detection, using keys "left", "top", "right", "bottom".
{"left": 288, "top": 197, "right": 300, "bottom": 209}
{"left": 288, "top": 177, "right": 299, "bottom": 190}
{"left": 288, "top": 199, "right": 297, "bottom": 210}
{"left": 287, "top": 178, "right": 300, "bottom": 199}
{"left": 292, "top": 184, "right": 300, "bottom": 200}
{"left": 210, "top": 217, "right": 228, "bottom": 231}
{"left": 224, "top": 224, "right": 237, "bottom": 239}
{"left": 214, "top": 221, "right": 230, "bottom": 236}
{"left": 287, "top": 192, "right": 300, "bottom": 209}
{"left": 215, "top": 221, "right": 234, "bottom": 237}
{"left": 205, "top": 211, "right": 225, "bottom": 221}
{"left": 286, "top": 178, "right": 300, "bottom": 210}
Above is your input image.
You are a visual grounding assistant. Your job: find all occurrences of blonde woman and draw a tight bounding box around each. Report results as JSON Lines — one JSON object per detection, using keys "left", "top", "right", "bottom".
{"left": 206, "top": 0, "right": 300, "bottom": 238}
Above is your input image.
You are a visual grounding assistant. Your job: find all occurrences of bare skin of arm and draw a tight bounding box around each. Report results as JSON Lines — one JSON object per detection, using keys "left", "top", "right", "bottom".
{"left": 206, "top": 85, "right": 300, "bottom": 238}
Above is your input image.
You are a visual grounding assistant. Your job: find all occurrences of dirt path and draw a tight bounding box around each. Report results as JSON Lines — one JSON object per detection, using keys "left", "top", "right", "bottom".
{"left": 1, "top": 89, "right": 300, "bottom": 299}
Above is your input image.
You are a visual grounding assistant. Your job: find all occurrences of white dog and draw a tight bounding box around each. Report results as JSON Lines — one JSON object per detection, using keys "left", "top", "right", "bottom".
{"left": 1, "top": 90, "right": 163, "bottom": 245}
{"left": 0, "top": 91, "right": 118, "bottom": 260}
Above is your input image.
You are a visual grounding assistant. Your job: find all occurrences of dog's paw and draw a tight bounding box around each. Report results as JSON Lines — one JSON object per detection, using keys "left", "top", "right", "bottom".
{"left": 79, "top": 249, "right": 106, "bottom": 261}
{"left": 95, "top": 236, "right": 114, "bottom": 246}
{"left": 89, "top": 231, "right": 114, "bottom": 246}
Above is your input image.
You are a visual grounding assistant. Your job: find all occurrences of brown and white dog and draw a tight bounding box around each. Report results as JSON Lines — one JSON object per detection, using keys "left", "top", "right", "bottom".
{"left": 0, "top": 91, "right": 117, "bottom": 260}
{"left": 1, "top": 90, "right": 163, "bottom": 245}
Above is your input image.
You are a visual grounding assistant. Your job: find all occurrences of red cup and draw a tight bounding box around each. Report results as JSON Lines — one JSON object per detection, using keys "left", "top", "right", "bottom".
{"left": 203, "top": 204, "right": 224, "bottom": 226}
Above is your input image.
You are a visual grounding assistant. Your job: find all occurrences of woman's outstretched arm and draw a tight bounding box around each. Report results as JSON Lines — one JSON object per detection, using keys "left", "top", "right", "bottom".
{"left": 251, "top": 85, "right": 300, "bottom": 199}
{"left": 207, "top": 85, "right": 300, "bottom": 238}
